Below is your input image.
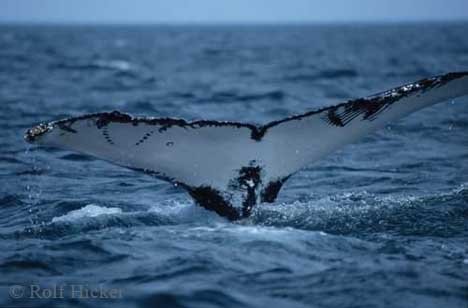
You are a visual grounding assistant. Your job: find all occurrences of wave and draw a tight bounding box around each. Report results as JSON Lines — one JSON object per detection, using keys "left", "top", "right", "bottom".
{"left": 51, "top": 204, "right": 122, "bottom": 223}
{"left": 6, "top": 200, "right": 221, "bottom": 239}
{"left": 5, "top": 184, "right": 466, "bottom": 240}
{"left": 284, "top": 69, "right": 358, "bottom": 82}
{"left": 179, "top": 90, "right": 286, "bottom": 105}
{"left": 0, "top": 156, "right": 22, "bottom": 164}
{"left": 249, "top": 187, "right": 468, "bottom": 237}
{"left": 52, "top": 59, "right": 134, "bottom": 72}
{"left": 59, "top": 153, "right": 96, "bottom": 161}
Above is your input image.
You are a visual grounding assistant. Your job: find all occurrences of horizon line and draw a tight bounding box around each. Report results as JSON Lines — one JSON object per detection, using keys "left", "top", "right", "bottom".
{"left": 1, "top": 19, "right": 468, "bottom": 26}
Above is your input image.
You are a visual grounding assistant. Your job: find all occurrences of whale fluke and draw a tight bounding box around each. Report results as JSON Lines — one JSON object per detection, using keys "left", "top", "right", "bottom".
{"left": 25, "top": 72, "right": 468, "bottom": 220}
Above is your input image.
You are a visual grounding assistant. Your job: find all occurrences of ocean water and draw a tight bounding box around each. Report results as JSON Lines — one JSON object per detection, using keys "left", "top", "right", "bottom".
{"left": 1, "top": 23, "right": 468, "bottom": 308}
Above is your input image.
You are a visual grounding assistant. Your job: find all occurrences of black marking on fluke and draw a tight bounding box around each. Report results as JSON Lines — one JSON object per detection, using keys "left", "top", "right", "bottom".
{"left": 56, "top": 121, "right": 77, "bottom": 134}
{"left": 102, "top": 127, "right": 114, "bottom": 145}
{"left": 318, "top": 72, "right": 467, "bottom": 127}
{"left": 188, "top": 163, "right": 287, "bottom": 220}
{"left": 236, "top": 165, "right": 262, "bottom": 218}
{"left": 137, "top": 160, "right": 285, "bottom": 220}
{"left": 23, "top": 72, "right": 468, "bottom": 221}
{"left": 188, "top": 186, "right": 241, "bottom": 221}
{"left": 260, "top": 176, "right": 291, "bottom": 203}
{"left": 322, "top": 98, "right": 392, "bottom": 127}
{"left": 136, "top": 130, "right": 155, "bottom": 146}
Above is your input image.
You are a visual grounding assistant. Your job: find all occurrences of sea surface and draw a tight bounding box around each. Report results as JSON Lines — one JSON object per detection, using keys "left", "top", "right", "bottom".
{"left": 0, "top": 23, "right": 467, "bottom": 308}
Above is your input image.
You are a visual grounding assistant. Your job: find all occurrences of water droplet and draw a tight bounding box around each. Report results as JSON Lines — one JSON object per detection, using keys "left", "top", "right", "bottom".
{"left": 166, "top": 141, "right": 174, "bottom": 147}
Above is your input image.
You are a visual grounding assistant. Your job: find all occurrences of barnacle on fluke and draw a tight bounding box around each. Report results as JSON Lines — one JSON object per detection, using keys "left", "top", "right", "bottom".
{"left": 25, "top": 123, "right": 53, "bottom": 142}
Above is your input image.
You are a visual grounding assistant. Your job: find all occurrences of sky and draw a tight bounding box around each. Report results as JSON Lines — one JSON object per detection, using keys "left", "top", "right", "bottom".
{"left": 1, "top": 0, "right": 468, "bottom": 24}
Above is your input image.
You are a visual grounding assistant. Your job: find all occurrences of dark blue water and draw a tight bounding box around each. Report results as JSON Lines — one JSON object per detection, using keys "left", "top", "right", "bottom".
{"left": 1, "top": 23, "right": 468, "bottom": 308}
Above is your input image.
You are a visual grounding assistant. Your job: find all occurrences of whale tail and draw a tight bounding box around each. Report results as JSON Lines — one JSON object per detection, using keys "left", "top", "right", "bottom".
{"left": 25, "top": 72, "right": 468, "bottom": 220}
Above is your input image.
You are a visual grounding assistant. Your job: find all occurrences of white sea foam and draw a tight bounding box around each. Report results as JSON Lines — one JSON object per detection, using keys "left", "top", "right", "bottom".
{"left": 51, "top": 204, "right": 122, "bottom": 223}
{"left": 94, "top": 59, "right": 133, "bottom": 71}
{"left": 149, "top": 199, "right": 224, "bottom": 223}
